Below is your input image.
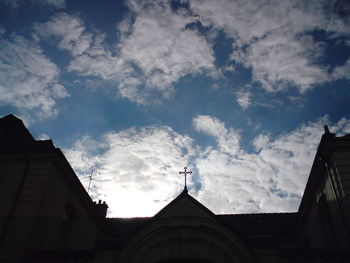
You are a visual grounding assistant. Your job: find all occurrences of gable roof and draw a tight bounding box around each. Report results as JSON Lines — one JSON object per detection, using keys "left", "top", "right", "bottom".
{"left": 153, "top": 189, "right": 217, "bottom": 220}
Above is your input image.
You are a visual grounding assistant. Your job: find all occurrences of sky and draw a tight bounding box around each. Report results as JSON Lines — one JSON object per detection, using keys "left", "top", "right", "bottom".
{"left": 1, "top": 0, "right": 350, "bottom": 217}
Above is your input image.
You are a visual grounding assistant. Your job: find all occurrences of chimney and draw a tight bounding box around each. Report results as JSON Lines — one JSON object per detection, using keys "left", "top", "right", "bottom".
{"left": 94, "top": 200, "right": 108, "bottom": 218}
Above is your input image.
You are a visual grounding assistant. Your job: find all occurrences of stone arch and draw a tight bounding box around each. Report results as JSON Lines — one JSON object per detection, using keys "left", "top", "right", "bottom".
{"left": 116, "top": 216, "right": 253, "bottom": 263}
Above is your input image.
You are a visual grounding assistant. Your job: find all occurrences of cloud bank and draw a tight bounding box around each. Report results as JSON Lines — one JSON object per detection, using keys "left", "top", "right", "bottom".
{"left": 64, "top": 115, "right": 350, "bottom": 217}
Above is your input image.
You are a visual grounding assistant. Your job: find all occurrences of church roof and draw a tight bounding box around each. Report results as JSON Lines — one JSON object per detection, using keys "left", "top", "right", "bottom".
{"left": 105, "top": 189, "right": 297, "bottom": 251}
{"left": 153, "top": 188, "right": 217, "bottom": 219}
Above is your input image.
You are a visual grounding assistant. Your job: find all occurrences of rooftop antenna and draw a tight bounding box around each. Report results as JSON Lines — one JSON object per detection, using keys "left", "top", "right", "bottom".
{"left": 82, "top": 158, "right": 101, "bottom": 194}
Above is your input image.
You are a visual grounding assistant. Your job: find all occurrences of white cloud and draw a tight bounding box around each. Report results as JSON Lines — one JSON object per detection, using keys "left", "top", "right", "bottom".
{"left": 67, "top": 35, "right": 147, "bottom": 103}
{"left": 195, "top": 115, "right": 350, "bottom": 214}
{"left": 64, "top": 115, "right": 350, "bottom": 217}
{"left": 252, "top": 134, "right": 270, "bottom": 151}
{"left": 235, "top": 89, "right": 251, "bottom": 109}
{"left": 0, "top": 34, "right": 68, "bottom": 117}
{"left": 32, "top": 13, "right": 145, "bottom": 102}
{"left": 233, "top": 33, "right": 329, "bottom": 92}
{"left": 62, "top": 0, "right": 349, "bottom": 105}
{"left": 52, "top": 83, "right": 70, "bottom": 98}
{"left": 4, "top": 0, "right": 350, "bottom": 108}
{"left": 118, "top": 0, "right": 217, "bottom": 91}
{"left": 333, "top": 117, "right": 350, "bottom": 135}
{"left": 188, "top": 0, "right": 350, "bottom": 92}
{"left": 64, "top": 125, "right": 196, "bottom": 217}
{"left": 193, "top": 115, "right": 241, "bottom": 155}
{"left": 67, "top": 1, "right": 218, "bottom": 104}
{"left": 33, "top": 13, "right": 92, "bottom": 56}
{"left": 68, "top": 33, "right": 124, "bottom": 78}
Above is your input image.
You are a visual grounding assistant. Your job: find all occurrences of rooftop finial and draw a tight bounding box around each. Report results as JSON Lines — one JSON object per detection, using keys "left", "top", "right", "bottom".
{"left": 179, "top": 167, "right": 192, "bottom": 192}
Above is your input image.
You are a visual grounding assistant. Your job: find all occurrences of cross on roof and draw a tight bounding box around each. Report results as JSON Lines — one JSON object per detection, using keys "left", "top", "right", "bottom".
{"left": 179, "top": 167, "right": 192, "bottom": 191}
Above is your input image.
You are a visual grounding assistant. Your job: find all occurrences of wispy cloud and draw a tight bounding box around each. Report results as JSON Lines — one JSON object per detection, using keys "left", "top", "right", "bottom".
{"left": 0, "top": 34, "right": 68, "bottom": 117}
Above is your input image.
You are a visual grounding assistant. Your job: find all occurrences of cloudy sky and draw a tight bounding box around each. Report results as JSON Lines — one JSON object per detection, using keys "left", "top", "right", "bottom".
{"left": 1, "top": 0, "right": 350, "bottom": 217}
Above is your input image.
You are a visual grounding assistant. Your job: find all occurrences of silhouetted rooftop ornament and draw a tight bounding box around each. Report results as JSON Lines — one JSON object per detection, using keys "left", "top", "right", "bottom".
{"left": 82, "top": 158, "right": 101, "bottom": 194}
{"left": 179, "top": 166, "right": 192, "bottom": 192}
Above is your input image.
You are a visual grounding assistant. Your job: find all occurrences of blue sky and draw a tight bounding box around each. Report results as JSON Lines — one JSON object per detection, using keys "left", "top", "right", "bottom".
{"left": 1, "top": 0, "right": 350, "bottom": 217}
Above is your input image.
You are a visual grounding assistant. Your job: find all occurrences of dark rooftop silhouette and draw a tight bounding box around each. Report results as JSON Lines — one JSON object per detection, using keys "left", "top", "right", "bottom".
{"left": 1, "top": 113, "right": 350, "bottom": 262}
{"left": 0, "top": 114, "right": 55, "bottom": 153}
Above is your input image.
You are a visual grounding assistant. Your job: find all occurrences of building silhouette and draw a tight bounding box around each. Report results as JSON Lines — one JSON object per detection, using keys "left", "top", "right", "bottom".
{"left": 0, "top": 114, "right": 349, "bottom": 262}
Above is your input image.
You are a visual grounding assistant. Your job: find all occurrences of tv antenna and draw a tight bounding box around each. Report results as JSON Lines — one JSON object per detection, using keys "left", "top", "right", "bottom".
{"left": 82, "top": 158, "right": 101, "bottom": 193}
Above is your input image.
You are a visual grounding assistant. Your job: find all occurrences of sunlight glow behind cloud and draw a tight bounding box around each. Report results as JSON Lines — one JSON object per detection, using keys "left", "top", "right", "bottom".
{"left": 64, "top": 116, "right": 350, "bottom": 217}
{"left": 64, "top": 125, "right": 196, "bottom": 217}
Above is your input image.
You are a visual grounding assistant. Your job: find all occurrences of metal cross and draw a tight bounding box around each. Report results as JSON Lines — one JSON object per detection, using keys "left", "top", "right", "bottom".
{"left": 179, "top": 167, "right": 192, "bottom": 191}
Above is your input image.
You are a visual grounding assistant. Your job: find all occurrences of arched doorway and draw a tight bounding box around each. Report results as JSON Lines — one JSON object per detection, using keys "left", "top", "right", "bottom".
{"left": 116, "top": 216, "right": 253, "bottom": 263}
{"left": 116, "top": 191, "right": 253, "bottom": 263}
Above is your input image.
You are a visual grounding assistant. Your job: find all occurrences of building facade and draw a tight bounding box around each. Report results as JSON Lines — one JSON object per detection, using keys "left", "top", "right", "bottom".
{"left": 0, "top": 114, "right": 349, "bottom": 262}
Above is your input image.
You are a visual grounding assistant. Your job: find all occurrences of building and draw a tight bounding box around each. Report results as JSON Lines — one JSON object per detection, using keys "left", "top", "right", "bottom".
{"left": 0, "top": 114, "right": 349, "bottom": 262}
